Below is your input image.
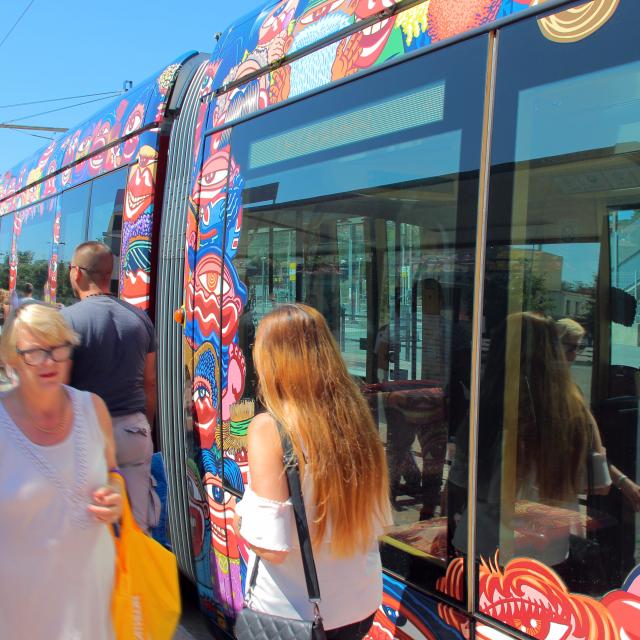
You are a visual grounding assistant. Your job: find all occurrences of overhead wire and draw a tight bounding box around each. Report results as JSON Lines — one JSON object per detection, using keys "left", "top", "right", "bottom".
{"left": 0, "top": 0, "right": 35, "bottom": 51}
{"left": 0, "top": 91, "right": 127, "bottom": 109}
{"left": 2, "top": 92, "right": 123, "bottom": 125}
{"left": 10, "top": 129, "right": 54, "bottom": 141}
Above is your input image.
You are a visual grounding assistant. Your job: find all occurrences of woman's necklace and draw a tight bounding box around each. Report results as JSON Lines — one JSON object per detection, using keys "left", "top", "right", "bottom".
{"left": 31, "top": 420, "right": 66, "bottom": 434}
{"left": 22, "top": 396, "right": 70, "bottom": 434}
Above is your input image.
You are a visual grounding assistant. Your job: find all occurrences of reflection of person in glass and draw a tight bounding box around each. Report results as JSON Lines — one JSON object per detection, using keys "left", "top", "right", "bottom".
{"left": 508, "top": 313, "right": 609, "bottom": 492}
{"left": 451, "top": 312, "right": 611, "bottom": 574}
{"left": 557, "top": 317, "right": 640, "bottom": 511}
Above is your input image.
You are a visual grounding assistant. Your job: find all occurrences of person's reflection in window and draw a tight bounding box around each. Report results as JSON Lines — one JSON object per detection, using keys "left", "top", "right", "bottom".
{"left": 557, "top": 317, "right": 586, "bottom": 364}
{"left": 450, "top": 313, "right": 611, "bottom": 580}
{"left": 557, "top": 317, "right": 640, "bottom": 512}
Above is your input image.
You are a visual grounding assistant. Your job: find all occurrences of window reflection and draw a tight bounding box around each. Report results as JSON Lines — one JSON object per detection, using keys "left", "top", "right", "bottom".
{"left": 473, "top": 0, "right": 640, "bottom": 616}
{"left": 15, "top": 201, "right": 55, "bottom": 301}
{"left": 87, "top": 168, "right": 126, "bottom": 295}
{"left": 57, "top": 183, "right": 90, "bottom": 306}
{"left": 229, "top": 35, "right": 487, "bottom": 594}
{"left": 0, "top": 214, "right": 13, "bottom": 291}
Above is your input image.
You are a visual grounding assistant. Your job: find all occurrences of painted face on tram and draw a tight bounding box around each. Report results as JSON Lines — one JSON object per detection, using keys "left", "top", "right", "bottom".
{"left": 185, "top": 251, "right": 244, "bottom": 346}
{"left": 204, "top": 471, "right": 240, "bottom": 559}
{"left": 12, "top": 326, "right": 73, "bottom": 389}
{"left": 122, "top": 104, "right": 145, "bottom": 162}
{"left": 258, "top": 0, "right": 297, "bottom": 46}
{"left": 124, "top": 145, "right": 157, "bottom": 223}
{"left": 193, "top": 346, "right": 219, "bottom": 450}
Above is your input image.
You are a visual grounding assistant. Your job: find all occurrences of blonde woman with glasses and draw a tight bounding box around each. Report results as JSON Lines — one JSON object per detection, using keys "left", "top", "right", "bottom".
{"left": 0, "top": 302, "right": 121, "bottom": 639}
{"left": 235, "top": 303, "right": 392, "bottom": 639}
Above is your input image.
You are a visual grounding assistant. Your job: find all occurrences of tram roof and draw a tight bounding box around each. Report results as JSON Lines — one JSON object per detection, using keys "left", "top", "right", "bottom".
{"left": 0, "top": 51, "right": 197, "bottom": 213}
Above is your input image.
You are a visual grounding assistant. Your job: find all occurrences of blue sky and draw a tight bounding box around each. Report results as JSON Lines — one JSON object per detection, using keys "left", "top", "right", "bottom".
{"left": 0, "top": 0, "right": 266, "bottom": 172}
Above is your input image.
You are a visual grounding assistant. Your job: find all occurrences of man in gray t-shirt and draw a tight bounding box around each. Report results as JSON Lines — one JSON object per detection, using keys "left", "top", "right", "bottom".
{"left": 62, "top": 241, "right": 158, "bottom": 532}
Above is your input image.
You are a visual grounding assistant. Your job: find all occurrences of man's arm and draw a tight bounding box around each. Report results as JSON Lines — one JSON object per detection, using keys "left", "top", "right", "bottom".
{"left": 143, "top": 351, "right": 157, "bottom": 427}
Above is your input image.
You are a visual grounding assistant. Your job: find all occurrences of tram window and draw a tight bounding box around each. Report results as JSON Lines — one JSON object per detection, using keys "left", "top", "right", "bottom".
{"left": 87, "top": 168, "right": 126, "bottom": 295}
{"left": 58, "top": 182, "right": 90, "bottom": 306}
{"left": 14, "top": 199, "right": 56, "bottom": 301}
{"left": 224, "top": 34, "right": 487, "bottom": 595}
{"left": 0, "top": 214, "right": 13, "bottom": 290}
{"left": 472, "top": 0, "right": 640, "bottom": 626}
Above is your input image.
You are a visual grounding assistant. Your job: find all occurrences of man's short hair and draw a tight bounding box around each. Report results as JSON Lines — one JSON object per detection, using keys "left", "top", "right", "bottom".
{"left": 22, "top": 282, "right": 33, "bottom": 295}
{"left": 72, "top": 241, "right": 114, "bottom": 287}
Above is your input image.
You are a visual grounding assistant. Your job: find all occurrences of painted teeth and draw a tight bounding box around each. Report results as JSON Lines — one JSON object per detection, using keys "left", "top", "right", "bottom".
{"left": 363, "top": 19, "right": 389, "bottom": 36}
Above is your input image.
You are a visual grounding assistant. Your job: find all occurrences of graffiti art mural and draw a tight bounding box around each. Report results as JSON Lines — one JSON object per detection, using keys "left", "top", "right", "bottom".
{"left": 0, "top": 55, "right": 193, "bottom": 311}
{"left": 436, "top": 555, "right": 640, "bottom": 640}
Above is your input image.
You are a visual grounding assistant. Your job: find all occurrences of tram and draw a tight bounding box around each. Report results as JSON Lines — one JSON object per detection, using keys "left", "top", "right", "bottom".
{"left": 1, "top": 0, "right": 639, "bottom": 638}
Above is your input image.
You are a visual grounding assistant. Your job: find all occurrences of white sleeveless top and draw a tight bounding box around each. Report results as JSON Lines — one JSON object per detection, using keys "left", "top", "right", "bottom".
{"left": 237, "top": 472, "right": 390, "bottom": 630}
{"left": 0, "top": 386, "right": 115, "bottom": 639}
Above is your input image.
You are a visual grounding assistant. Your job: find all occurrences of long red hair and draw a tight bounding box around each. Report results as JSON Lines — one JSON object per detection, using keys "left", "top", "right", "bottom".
{"left": 253, "top": 303, "right": 390, "bottom": 557}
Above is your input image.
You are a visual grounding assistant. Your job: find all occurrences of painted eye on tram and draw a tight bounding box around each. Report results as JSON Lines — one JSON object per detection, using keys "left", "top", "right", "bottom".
{"left": 193, "top": 387, "right": 209, "bottom": 402}
{"left": 212, "top": 486, "right": 224, "bottom": 504}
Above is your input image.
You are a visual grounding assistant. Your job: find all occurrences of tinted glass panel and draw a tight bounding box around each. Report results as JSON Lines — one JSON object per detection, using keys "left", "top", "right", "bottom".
{"left": 473, "top": 1, "right": 640, "bottom": 628}
{"left": 58, "top": 183, "right": 90, "bottom": 306}
{"left": 227, "top": 35, "right": 487, "bottom": 594}
{"left": 87, "top": 168, "right": 126, "bottom": 295}
{"left": 15, "top": 200, "right": 56, "bottom": 300}
{"left": 0, "top": 214, "right": 13, "bottom": 291}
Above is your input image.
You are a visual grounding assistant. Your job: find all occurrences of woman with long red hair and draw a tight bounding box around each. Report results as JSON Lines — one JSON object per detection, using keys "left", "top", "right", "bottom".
{"left": 235, "top": 303, "right": 392, "bottom": 639}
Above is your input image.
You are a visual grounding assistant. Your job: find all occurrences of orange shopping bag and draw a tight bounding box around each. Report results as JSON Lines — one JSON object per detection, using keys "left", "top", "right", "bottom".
{"left": 110, "top": 472, "right": 181, "bottom": 640}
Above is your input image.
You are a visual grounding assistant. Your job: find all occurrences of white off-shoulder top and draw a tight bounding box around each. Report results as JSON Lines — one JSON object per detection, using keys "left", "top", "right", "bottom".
{"left": 236, "top": 474, "right": 389, "bottom": 630}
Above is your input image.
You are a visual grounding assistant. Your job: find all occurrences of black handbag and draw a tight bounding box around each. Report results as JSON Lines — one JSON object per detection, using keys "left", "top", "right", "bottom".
{"left": 234, "top": 422, "right": 327, "bottom": 640}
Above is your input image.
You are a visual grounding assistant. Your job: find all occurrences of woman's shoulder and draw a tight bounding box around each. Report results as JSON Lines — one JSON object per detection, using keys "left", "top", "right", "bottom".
{"left": 249, "top": 411, "right": 277, "bottom": 429}
{"left": 248, "top": 413, "right": 285, "bottom": 462}
{"left": 248, "top": 412, "right": 279, "bottom": 444}
{"left": 66, "top": 386, "right": 106, "bottom": 415}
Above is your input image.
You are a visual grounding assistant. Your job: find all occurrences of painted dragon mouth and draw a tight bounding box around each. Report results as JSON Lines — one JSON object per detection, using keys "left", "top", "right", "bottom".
{"left": 484, "top": 595, "right": 569, "bottom": 621}
{"left": 358, "top": 17, "right": 395, "bottom": 65}
{"left": 299, "top": 0, "right": 345, "bottom": 25}
{"left": 188, "top": 284, "right": 241, "bottom": 344}
{"left": 205, "top": 491, "right": 240, "bottom": 558}
{"left": 123, "top": 135, "right": 139, "bottom": 160}
{"left": 125, "top": 189, "right": 152, "bottom": 220}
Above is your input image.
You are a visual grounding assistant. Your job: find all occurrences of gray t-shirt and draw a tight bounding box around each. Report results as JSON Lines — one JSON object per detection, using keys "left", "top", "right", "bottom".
{"left": 61, "top": 295, "right": 157, "bottom": 416}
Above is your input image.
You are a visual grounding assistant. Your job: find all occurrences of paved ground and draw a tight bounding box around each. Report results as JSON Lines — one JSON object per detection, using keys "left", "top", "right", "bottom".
{"left": 174, "top": 578, "right": 217, "bottom": 640}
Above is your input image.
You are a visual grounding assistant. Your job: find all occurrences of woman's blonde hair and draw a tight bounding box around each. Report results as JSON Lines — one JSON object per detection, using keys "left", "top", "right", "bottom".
{"left": 505, "top": 312, "right": 589, "bottom": 501}
{"left": 0, "top": 302, "right": 79, "bottom": 366}
{"left": 556, "top": 317, "right": 586, "bottom": 342}
{"left": 253, "top": 303, "right": 390, "bottom": 557}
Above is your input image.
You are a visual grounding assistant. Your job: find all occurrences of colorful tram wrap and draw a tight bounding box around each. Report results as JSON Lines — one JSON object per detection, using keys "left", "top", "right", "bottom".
{"left": 2, "top": 1, "right": 640, "bottom": 639}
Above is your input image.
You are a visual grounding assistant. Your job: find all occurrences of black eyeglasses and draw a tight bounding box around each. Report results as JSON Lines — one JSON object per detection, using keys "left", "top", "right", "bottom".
{"left": 69, "top": 264, "right": 89, "bottom": 272}
{"left": 16, "top": 343, "right": 73, "bottom": 366}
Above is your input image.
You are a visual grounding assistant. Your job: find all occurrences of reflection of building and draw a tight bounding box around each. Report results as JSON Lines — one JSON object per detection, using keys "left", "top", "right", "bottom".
{"left": 550, "top": 289, "right": 592, "bottom": 318}
{"left": 610, "top": 210, "right": 640, "bottom": 355}
{"left": 487, "top": 247, "right": 594, "bottom": 320}
{"left": 103, "top": 188, "right": 124, "bottom": 256}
